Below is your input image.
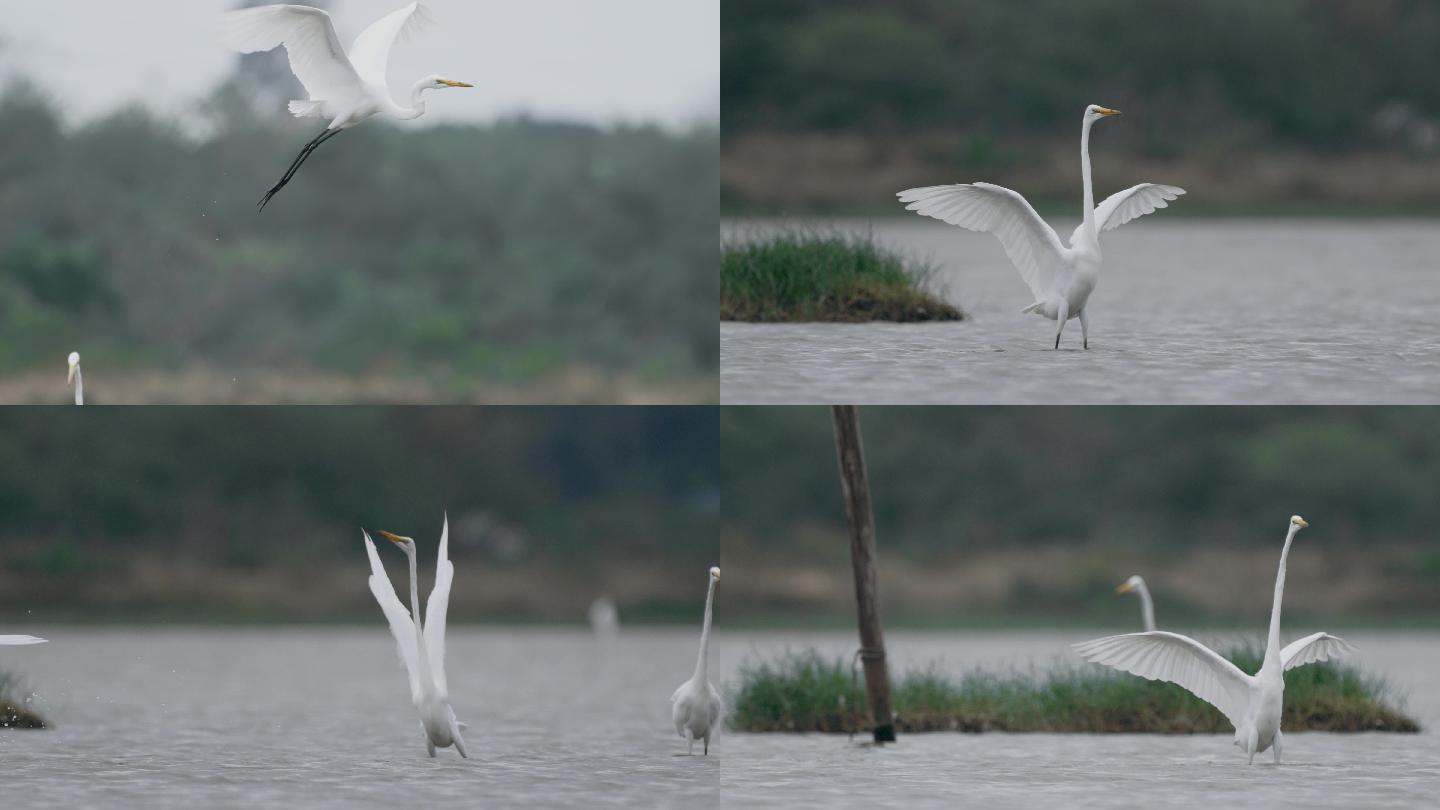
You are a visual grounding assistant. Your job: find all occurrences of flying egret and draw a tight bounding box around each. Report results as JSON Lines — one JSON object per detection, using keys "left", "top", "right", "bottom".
{"left": 221, "top": 1, "right": 474, "bottom": 210}
{"left": 1116, "top": 574, "right": 1156, "bottom": 632}
{"left": 671, "top": 566, "right": 722, "bottom": 755}
{"left": 67, "top": 352, "right": 83, "bottom": 405}
{"left": 364, "top": 516, "right": 468, "bottom": 758}
{"left": 0, "top": 636, "right": 47, "bottom": 646}
{"left": 898, "top": 105, "right": 1185, "bottom": 349}
{"left": 1074, "top": 516, "right": 1356, "bottom": 764}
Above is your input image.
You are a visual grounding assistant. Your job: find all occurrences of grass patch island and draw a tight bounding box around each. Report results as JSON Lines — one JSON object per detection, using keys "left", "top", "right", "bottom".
{"left": 721, "top": 231, "right": 963, "bottom": 323}
{"left": 0, "top": 670, "right": 45, "bottom": 729}
{"left": 730, "top": 648, "right": 1419, "bottom": 734}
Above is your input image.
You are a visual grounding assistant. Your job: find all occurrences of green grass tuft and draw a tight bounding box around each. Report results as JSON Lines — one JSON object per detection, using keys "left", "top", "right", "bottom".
{"left": 0, "top": 669, "right": 47, "bottom": 730}
{"left": 721, "top": 229, "right": 963, "bottom": 322}
{"left": 729, "top": 645, "right": 1420, "bottom": 734}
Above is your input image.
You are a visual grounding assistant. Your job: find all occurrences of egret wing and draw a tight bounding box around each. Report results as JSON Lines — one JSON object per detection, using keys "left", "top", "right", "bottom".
{"left": 220, "top": 5, "right": 361, "bottom": 102}
{"left": 364, "top": 531, "right": 422, "bottom": 701}
{"left": 0, "top": 635, "right": 47, "bottom": 645}
{"left": 1094, "top": 184, "right": 1185, "bottom": 232}
{"left": 1281, "top": 632, "right": 1356, "bottom": 671}
{"left": 1073, "top": 631, "right": 1252, "bottom": 729}
{"left": 897, "top": 183, "right": 1068, "bottom": 300}
{"left": 348, "top": 1, "right": 429, "bottom": 89}
{"left": 423, "top": 513, "right": 454, "bottom": 699}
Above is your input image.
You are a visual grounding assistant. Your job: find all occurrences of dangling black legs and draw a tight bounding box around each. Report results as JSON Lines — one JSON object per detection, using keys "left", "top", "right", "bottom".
{"left": 258, "top": 127, "right": 342, "bottom": 212}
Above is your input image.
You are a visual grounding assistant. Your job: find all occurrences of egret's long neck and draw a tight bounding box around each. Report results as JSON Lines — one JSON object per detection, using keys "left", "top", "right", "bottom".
{"left": 1136, "top": 581, "right": 1156, "bottom": 632}
{"left": 73, "top": 368, "right": 84, "bottom": 406}
{"left": 1265, "top": 526, "right": 1300, "bottom": 662}
{"left": 388, "top": 81, "right": 431, "bottom": 121}
{"left": 407, "top": 548, "right": 434, "bottom": 687}
{"left": 1080, "top": 116, "right": 1098, "bottom": 242}
{"left": 693, "top": 578, "right": 716, "bottom": 683}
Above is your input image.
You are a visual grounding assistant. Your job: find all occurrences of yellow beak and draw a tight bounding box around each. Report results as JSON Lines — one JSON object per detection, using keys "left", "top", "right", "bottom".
{"left": 1096, "top": 106, "right": 1122, "bottom": 117}
{"left": 1115, "top": 582, "right": 1134, "bottom": 594}
{"left": 377, "top": 530, "right": 410, "bottom": 546}
{"left": 440, "top": 79, "right": 474, "bottom": 88}
{"left": 1293, "top": 517, "right": 1309, "bottom": 529}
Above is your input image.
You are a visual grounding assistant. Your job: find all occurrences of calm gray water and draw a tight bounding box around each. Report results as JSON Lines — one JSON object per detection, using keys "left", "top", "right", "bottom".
{"left": 715, "top": 631, "right": 1440, "bottom": 808}
{"left": 1, "top": 629, "right": 717, "bottom": 809}
{"left": 722, "top": 220, "right": 1440, "bottom": 404}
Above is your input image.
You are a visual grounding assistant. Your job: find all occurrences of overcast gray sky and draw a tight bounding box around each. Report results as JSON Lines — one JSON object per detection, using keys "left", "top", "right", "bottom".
{"left": 0, "top": 0, "right": 718, "bottom": 129}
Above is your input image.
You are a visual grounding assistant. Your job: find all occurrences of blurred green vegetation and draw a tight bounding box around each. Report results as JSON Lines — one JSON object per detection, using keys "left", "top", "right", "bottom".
{"left": 0, "top": 408, "right": 718, "bottom": 619}
{"left": 723, "top": 0, "right": 1440, "bottom": 150}
{"left": 729, "top": 645, "right": 1419, "bottom": 733}
{"left": 0, "top": 74, "right": 718, "bottom": 395}
{"left": 721, "top": 229, "right": 960, "bottom": 322}
{"left": 722, "top": 408, "right": 1440, "bottom": 552}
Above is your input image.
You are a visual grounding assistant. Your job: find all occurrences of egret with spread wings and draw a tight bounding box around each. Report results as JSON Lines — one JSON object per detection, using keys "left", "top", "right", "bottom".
{"left": 221, "top": 2, "right": 472, "bottom": 210}
{"left": 1074, "top": 516, "right": 1355, "bottom": 764}
{"left": 898, "top": 105, "right": 1184, "bottom": 349}
{"left": 364, "top": 516, "right": 468, "bottom": 758}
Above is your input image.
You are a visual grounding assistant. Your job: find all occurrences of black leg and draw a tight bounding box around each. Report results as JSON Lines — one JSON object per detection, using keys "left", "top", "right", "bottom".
{"left": 258, "top": 128, "right": 341, "bottom": 212}
{"left": 1055, "top": 333, "right": 1061, "bottom": 350}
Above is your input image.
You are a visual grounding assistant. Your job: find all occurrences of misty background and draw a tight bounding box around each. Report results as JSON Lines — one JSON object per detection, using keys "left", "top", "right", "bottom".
{"left": 0, "top": 407, "right": 719, "bottom": 624}
{"left": 722, "top": 0, "right": 1440, "bottom": 213}
{"left": 721, "top": 407, "right": 1440, "bottom": 627}
{"left": 0, "top": 0, "right": 719, "bottom": 403}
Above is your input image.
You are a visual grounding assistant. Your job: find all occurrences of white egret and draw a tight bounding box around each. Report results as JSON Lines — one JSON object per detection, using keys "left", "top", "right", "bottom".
{"left": 1116, "top": 574, "right": 1156, "bottom": 632}
{"left": 671, "top": 566, "right": 722, "bottom": 755}
{"left": 1074, "top": 516, "right": 1356, "bottom": 764}
{"left": 67, "top": 352, "right": 83, "bottom": 406}
{"left": 364, "top": 516, "right": 468, "bottom": 758}
{"left": 898, "top": 105, "right": 1185, "bottom": 349}
{"left": 589, "top": 596, "right": 620, "bottom": 637}
{"left": 221, "top": 1, "right": 474, "bottom": 210}
{"left": 0, "top": 636, "right": 47, "bottom": 646}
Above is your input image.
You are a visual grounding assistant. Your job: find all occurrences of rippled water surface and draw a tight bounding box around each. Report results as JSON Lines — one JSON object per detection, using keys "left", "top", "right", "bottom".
{"left": 714, "top": 631, "right": 1440, "bottom": 808}
{"left": 1, "top": 629, "right": 717, "bottom": 808}
{"left": 722, "top": 220, "right": 1440, "bottom": 403}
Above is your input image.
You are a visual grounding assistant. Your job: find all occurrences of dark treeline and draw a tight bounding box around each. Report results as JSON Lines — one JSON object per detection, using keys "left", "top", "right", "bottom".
{"left": 0, "top": 408, "right": 718, "bottom": 569}
{"left": 724, "top": 0, "right": 1440, "bottom": 152}
{"left": 722, "top": 408, "right": 1440, "bottom": 553}
{"left": 0, "top": 76, "right": 718, "bottom": 391}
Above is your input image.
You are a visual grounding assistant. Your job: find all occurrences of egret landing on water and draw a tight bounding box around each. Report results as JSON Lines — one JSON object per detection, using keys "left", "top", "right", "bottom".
{"left": 67, "top": 352, "right": 83, "bottom": 405}
{"left": 364, "top": 516, "right": 469, "bottom": 758}
{"left": 671, "top": 566, "right": 722, "bottom": 755}
{"left": 1116, "top": 574, "right": 1156, "bottom": 632}
{"left": 221, "top": 1, "right": 473, "bottom": 211}
{"left": 898, "top": 105, "right": 1185, "bottom": 350}
{"left": 1075, "top": 516, "right": 1356, "bottom": 765}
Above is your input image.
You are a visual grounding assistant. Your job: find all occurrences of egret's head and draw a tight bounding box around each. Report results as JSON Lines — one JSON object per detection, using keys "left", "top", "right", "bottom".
{"left": 425, "top": 75, "right": 474, "bottom": 91}
{"left": 709, "top": 566, "right": 721, "bottom": 582}
{"left": 67, "top": 351, "right": 81, "bottom": 384}
{"left": 1086, "top": 104, "right": 1123, "bottom": 122}
{"left": 377, "top": 530, "right": 416, "bottom": 551}
{"left": 1116, "top": 574, "right": 1143, "bottom": 595}
{"left": 1290, "top": 515, "right": 1309, "bottom": 530}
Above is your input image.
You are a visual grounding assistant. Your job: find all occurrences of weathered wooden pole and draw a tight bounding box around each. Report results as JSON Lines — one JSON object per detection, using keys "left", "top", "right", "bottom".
{"left": 830, "top": 405, "right": 896, "bottom": 743}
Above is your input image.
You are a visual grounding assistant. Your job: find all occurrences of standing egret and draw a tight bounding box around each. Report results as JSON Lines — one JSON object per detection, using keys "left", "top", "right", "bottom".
{"left": 898, "top": 105, "right": 1185, "bottom": 349}
{"left": 0, "top": 636, "right": 47, "bottom": 646}
{"left": 67, "top": 352, "right": 83, "bottom": 405}
{"left": 671, "top": 566, "right": 722, "bottom": 755}
{"left": 221, "top": 2, "right": 474, "bottom": 210}
{"left": 364, "top": 516, "right": 468, "bottom": 758}
{"left": 1074, "top": 516, "right": 1356, "bottom": 764}
{"left": 1116, "top": 575, "right": 1156, "bottom": 632}
{"left": 589, "top": 596, "right": 620, "bottom": 637}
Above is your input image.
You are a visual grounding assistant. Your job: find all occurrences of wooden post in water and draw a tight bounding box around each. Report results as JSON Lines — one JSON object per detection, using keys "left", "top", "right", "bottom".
{"left": 830, "top": 405, "right": 896, "bottom": 744}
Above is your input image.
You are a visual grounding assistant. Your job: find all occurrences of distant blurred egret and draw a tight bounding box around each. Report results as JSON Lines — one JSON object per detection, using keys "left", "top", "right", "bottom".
{"left": 1075, "top": 516, "right": 1355, "bottom": 764}
{"left": 221, "top": 1, "right": 473, "bottom": 210}
{"left": 66, "top": 352, "right": 83, "bottom": 405}
{"left": 589, "top": 596, "right": 620, "bottom": 637}
{"left": 1116, "top": 574, "right": 1155, "bottom": 631}
{"left": 364, "top": 516, "right": 469, "bottom": 758}
{"left": 671, "top": 566, "right": 722, "bottom": 755}
{"left": 898, "top": 104, "right": 1185, "bottom": 349}
{"left": 0, "top": 635, "right": 47, "bottom": 646}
